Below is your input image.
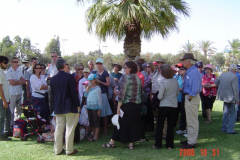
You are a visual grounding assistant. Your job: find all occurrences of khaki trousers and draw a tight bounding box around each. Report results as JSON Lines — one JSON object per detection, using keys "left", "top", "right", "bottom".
{"left": 54, "top": 113, "right": 79, "bottom": 155}
{"left": 9, "top": 94, "right": 22, "bottom": 126}
{"left": 185, "top": 94, "right": 200, "bottom": 145}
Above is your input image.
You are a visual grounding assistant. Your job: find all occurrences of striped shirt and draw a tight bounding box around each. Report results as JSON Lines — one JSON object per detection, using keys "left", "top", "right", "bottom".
{"left": 118, "top": 74, "right": 142, "bottom": 104}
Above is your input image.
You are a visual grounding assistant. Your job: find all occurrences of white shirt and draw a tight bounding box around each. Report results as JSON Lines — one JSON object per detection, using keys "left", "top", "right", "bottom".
{"left": 0, "top": 68, "right": 10, "bottom": 102}
{"left": 6, "top": 67, "right": 24, "bottom": 95}
{"left": 152, "top": 70, "right": 164, "bottom": 94}
{"left": 78, "top": 77, "right": 87, "bottom": 103}
{"left": 47, "top": 63, "right": 58, "bottom": 77}
{"left": 30, "top": 74, "right": 47, "bottom": 98}
{"left": 24, "top": 67, "right": 33, "bottom": 93}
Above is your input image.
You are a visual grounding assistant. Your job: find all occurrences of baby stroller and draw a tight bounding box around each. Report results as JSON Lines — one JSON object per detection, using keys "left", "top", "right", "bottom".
{"left": 21, "top": 99, "right": 47, "bottom": 143}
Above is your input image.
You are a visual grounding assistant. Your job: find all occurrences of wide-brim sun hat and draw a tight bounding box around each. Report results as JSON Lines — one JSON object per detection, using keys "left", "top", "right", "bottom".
{"left": 135, "top": 55, "right": 144, "bottom": 61}
{"left": 229, "top": 64, "right": 237, "bottom": 70}
{"left": 155, "top": 57, "right": 166, "bottom": 63}
{"left": 112, "top": 63, "right": 122, "bottom": 70}
{"left": 111, "top": 114, "right": 120, "bottom": 130}
{"left": 96, "top": 58, "right": 104, "bottom": 64}
{"left": 204, "top": 64, "right": 214, "bottom": 71}
{"left": 180, "top": 53, "right": 197, "bottom": 61}
{"left": 87, "top": 74, "right": 97, "bottom": 81}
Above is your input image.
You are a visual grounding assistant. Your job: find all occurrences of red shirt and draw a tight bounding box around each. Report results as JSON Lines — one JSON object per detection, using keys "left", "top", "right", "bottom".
{"left": 137, "top": 71, "right": 145, "bottom": 88}
{"left": 202, "top": 74, "right": 217, "bottom": 96}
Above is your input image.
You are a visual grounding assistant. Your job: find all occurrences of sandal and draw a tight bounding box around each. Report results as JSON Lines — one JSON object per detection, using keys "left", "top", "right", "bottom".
{"left": 88, "top": 137, "right": 97, "bottom": 141}
{"left": 102, "top": 143, "right": 116, "bottom": 148}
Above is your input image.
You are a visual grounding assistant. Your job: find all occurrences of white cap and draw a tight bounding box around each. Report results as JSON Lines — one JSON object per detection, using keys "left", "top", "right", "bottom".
{"left": 111, "top": 114, "right": 120, "bottom": 130}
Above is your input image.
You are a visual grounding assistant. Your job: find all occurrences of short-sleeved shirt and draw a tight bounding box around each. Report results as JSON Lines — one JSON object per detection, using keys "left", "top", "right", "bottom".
{"left": 0, "top": 68, "right": 10, "bottom": 102}
{"left": 97, "top": 70, "right": 109, "bottom": 94}
{"left": 47, "top": 63, "right": 58, "bottom": 77}
{"left": 202, "top": 74, "right": 217, "bottom": 97}
{"left": 30, "top": 74, "right": 47, "bottom": 98}
{"left": 110, "top": 72, "right": 122, "bottom": 80}
{"left": 24, "top": 67, "right": 33, "bottom": 93}
{"left": 6, "top": 67, "right": 24, "bottom": 95}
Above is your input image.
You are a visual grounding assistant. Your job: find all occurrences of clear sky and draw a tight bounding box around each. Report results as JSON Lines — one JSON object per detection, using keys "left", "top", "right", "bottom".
{"left": 0, "top": 0, "right": 240, "bottom": 56}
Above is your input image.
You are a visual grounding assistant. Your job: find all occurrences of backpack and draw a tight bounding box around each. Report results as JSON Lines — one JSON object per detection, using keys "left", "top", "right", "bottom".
{"left": 13, "top": 119, "right": 28, "bottom": 138}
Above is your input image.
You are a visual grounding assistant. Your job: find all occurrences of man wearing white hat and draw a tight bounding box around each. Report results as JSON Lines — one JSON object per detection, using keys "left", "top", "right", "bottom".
{"left": 215, "top": 64, "right": 239, "bottom": 134}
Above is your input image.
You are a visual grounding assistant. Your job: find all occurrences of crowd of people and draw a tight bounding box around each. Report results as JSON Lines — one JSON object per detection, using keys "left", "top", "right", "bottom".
{"left": 0, "top": 52, "right": 239, "bottom": 155}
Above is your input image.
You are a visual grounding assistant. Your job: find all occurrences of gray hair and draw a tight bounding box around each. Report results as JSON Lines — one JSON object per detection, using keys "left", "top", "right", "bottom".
{"left": 185, "top": 59, "right": 196, "bottom": 65}
{"left": 73, "top": 63, "right": 80, "bottom": 68}
{"left": 102, "top": 64, "right": 109, "bottom": 72}
{"left": 56, "top": 59, "right": 66, "bottom": 71}
{"left": 88, "top": 60, "right": 94, "bottom": 65}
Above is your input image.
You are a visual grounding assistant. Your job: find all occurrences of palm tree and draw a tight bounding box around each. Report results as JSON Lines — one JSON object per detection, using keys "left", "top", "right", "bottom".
{"left": 197, "top": 40, "right": 216, "bottom": 57}
{"left": 226, "top": 38, "right": 240, "bottom": 59}
{"left": 180, "top": 42, "right": 196, "bottom": 53}
{"left": 78, "top": 0, "right": 190, "bottom": 60}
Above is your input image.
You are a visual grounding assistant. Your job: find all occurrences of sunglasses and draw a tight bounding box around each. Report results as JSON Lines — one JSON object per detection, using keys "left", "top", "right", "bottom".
{"left": 96, "top": 63, "right": 102, "bottom": 65}
{"left": 65, "top": 63, "right": 69, "bottom": 66}
{"left": 51, "top": 56, "right": 58, "bottom": 57}
{"left": 147, "top": 66, "right": 150, "bottom": 68}
{"left": 2, "top": 62, "right": 8, "bottom": 64}
{"left": 35, "top": 67, "right": 42, "bottom": 69}
{"left": 12, "top": 61, "right": 19, "bottom": 63}
{"left": 78, "top": 68, "right": 84, "bottom": 70}
{"left": 41, "top": 68, "right": 46, "bottom": 69}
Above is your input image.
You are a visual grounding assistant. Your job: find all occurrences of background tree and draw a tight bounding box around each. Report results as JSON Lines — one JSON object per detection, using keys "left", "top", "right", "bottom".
{"left": 80, "top": 0, "right": 190, "bottom": 60}
{"left": 226, "top": 38, "right": 240, "bottom": 59}
{"left": 197, "top": 40, "right": 216, "bottom": 57}
{"left": 0, "top": 36, "right": 16, "bottom": 58}
{"left": 44, "top": 36, "right": 61, "bottom": 58}
{"left": 212, "top": 53, "right": 225, "bottom": 68}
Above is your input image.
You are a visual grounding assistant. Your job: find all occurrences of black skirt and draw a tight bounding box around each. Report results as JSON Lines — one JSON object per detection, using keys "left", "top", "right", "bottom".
{"left": 111, "top": 102, "right": 141, "bottom": 143}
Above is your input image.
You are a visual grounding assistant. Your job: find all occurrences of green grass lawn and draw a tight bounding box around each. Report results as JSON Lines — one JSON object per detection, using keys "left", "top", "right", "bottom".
{"left": 1, "top": 100, "right": 240, "bottom": 160}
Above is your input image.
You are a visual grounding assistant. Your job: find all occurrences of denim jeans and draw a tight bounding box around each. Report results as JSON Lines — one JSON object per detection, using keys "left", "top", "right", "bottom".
{"left": 222, "top": 102, "right": 237, "bottom": 133}
{"left": 0, "top": 99, "right": 11, "bottom": 138}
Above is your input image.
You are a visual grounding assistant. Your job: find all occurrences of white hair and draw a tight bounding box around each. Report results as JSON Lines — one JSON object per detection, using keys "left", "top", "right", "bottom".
{"left": 88, "top": 60, "right": 94, "bottom": 65}
{"left": 102, "top": 64, "right": 109, "bottom": 72}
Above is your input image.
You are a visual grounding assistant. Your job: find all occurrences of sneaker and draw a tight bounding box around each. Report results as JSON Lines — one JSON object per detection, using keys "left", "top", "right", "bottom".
{"left": 183, "top": 133, "right": 188, "bottom": 138}
{"left": 176, "top": 130, "right": 186, "bottom": 135}
{"left": 0, "top": 137, "right": 12, "bottom": 141}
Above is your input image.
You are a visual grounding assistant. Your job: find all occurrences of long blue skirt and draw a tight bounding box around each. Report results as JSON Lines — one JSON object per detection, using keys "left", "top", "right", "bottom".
{"left": 100, "top": 93, "right": 113, "bottom": 117}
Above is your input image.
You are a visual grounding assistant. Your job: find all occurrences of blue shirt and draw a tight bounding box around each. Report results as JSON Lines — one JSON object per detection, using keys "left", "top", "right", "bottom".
{"left": 235, "top": 72, "right": 240, "bottom": 93}
{"left": 183, "top": 65, "right": 202, "bottom": 97}
{"left": 175, "top": 75, "right": 183, "bottom": 102}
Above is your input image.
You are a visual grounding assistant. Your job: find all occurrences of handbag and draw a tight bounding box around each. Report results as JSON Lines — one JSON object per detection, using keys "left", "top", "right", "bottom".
{"left": 151, "top": 91, "right": 160, "bottom": 110}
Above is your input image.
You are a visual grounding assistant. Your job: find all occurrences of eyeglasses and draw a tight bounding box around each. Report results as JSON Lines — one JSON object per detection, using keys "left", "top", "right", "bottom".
{"left": 96, "top": 63, "right": 102, "bottom": 65}
{"left": 51, "top": 56, "right": 58, "bottom": 58}
{"left": 78, "top": 68, "right": 84, "bottom": 70}
{"left": 12, "top": 61, "right": 18, "bottom": 63}
{"left": 65, "top": 63, "right": 69, "bottom": 66}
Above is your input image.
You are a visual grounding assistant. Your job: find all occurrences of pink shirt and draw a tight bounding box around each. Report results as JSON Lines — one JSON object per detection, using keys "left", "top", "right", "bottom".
{"left": 202, "top": 74, "right": 217, "bottom": 96}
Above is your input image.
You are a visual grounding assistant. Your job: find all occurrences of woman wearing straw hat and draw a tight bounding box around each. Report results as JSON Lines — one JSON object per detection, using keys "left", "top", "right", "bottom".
{"left": 110, "top": 63, "right": 122, "bottom": 84}
{"left": 202, "top": 64, "right": 217, "bottom": 123}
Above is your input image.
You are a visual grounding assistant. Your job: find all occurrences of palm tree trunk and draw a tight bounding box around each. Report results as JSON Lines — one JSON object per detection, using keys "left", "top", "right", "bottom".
{"left": 123, "top": 21, "right": 141, "bottom": 60}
